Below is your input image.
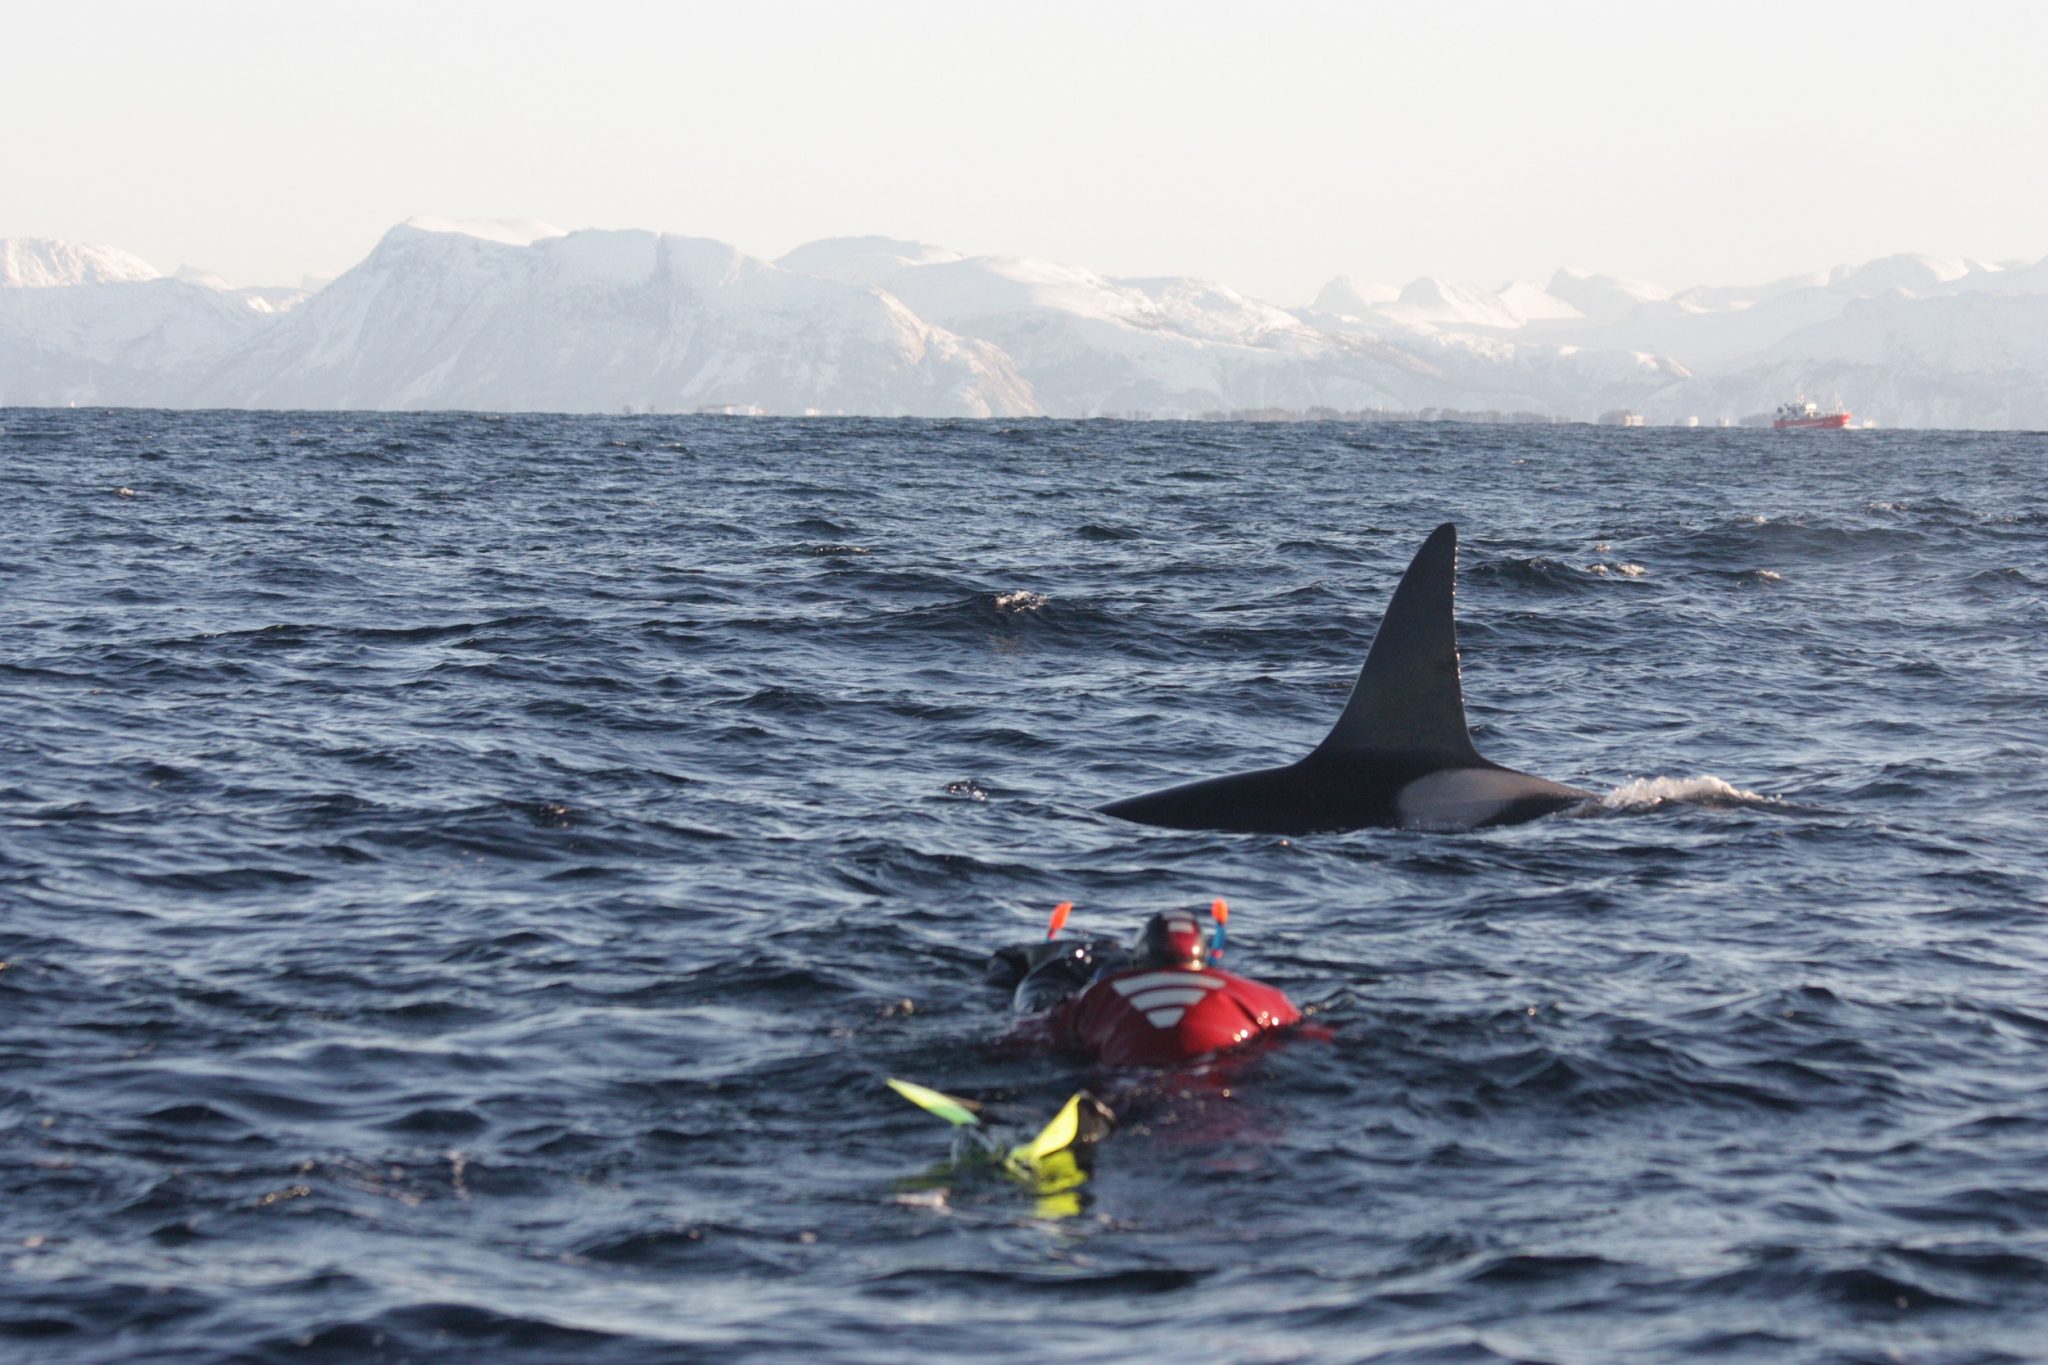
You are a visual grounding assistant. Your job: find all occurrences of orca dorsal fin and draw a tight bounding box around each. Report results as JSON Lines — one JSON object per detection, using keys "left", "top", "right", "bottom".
{"left": 1312, "top": 522, "right": 1482, "bottom": 762}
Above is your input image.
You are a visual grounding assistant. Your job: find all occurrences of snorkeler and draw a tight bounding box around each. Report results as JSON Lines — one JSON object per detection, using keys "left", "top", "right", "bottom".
{"left": 887, "top": 902, "right": 1302, "bottom": 1211}
{"left": 988, "top": 902, "right": 1302, "bottom": 1067}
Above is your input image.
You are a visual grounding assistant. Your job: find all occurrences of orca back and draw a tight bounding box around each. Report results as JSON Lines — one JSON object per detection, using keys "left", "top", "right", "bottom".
{"left": 1097, "top": 522, "right": 1591, "bottom": 834}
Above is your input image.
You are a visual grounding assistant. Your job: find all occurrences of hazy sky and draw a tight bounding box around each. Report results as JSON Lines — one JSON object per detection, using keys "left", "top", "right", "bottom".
{"left": 6, "top": 0, "right": 2045, "bottom": 302}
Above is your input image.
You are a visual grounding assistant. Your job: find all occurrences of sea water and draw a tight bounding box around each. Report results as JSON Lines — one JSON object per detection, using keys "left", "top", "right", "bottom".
{"left": 3, "top": 411, "right": 2045, "bottom": 1361}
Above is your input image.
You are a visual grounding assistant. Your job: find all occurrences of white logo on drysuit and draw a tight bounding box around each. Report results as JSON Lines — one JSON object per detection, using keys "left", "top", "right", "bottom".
{"left": 1110, "top": 970, "right": 1223, "bottom": 1028}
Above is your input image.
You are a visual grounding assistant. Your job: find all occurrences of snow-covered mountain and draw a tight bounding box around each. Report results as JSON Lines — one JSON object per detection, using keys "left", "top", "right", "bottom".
{"left": 1543, "top": 269, "right": 1671, "bottom": 325}
{"left": 1380, "top": 277, "right": 1528, "bottom": 330}
{"left": 1311, "top": 275, "right": 1398, "bottom": 316}
{"left": 1643, "top": 290, "right": 2048, "bottom": 430}
{"left": 779, "top": 236, "right": 1677, "bottom": 418}
{"left": 190, "top": 220, "right": 1034, "bottom": 416}
{"left": 0, "top": 236, "right": 268, "bottom": 406}
{"left": 779, "top": 235, "right": 1401, "bottom": 415}
{"left": 1299, "top": 250, "right": 2048, "bottom": 426}
{"left": 3, "top": 223, "right": 2045, "bottom": 425}
{"left": 1, "top": 238, "right": 161, "bottom": 289}
{"left": 174, "top": 264, "right": 312, "bottom": 316}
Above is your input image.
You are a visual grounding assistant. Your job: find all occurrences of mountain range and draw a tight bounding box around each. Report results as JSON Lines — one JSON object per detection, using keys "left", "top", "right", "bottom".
{"left": 4, "top": 221, "right": 2046, "bottom": 428}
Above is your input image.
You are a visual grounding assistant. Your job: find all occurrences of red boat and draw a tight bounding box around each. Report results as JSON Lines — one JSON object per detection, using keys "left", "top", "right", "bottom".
{"left": 1774, "top": 400, "right": 1852, "bottom": 430}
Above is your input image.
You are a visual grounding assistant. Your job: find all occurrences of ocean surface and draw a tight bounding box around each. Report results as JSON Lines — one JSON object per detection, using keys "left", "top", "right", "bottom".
{"left": 3, "top": 410, "right": 2045, "bottom": 1364}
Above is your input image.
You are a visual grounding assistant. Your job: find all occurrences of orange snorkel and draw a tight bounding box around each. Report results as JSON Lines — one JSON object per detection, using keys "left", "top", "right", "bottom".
{"left": 1046, "top": 901, "right": 1073, "bottom": 941}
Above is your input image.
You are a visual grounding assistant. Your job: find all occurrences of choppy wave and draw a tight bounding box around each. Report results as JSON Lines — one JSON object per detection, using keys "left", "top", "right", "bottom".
{"left": 4, "top": 413, "right": 2046, "bottom": 1361}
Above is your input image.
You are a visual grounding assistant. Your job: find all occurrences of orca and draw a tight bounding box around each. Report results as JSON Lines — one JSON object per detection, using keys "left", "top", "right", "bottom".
{"left": 1098, "top": 523, "right": 1594, "bottom": 834}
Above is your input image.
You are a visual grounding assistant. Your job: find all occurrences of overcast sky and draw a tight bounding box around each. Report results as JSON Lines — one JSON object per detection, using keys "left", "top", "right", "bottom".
{"left": 6, "top": 0, "right": 2044, "bottom": 301}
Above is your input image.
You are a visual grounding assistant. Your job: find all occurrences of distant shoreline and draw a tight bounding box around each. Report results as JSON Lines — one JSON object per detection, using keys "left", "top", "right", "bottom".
{"left": 0, "top": 405, "right": 1940, "bottom": 430}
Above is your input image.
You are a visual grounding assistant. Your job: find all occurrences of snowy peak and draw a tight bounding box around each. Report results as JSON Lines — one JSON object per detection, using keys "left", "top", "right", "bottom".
{"left": 370, "top": 223, "right": 768, "bottom": 296}
{"left": 1825, "top": 252, "right": 1978, "bottom": 294}
{"left": 1310, "top": 275, "right": 1399, "bottom": 316}
{"left": 1667, "top": 270, "right": 1829, "bottom": 313}
{"left": 398, "top": 216, "right": 568, "bottom": 248}
{"left": 174, "top": 263, "right": 236, "bottom": 290}
{"left": 1387, "top": 276, "right": 1525, "bottom": 330}
{"left": 1546, "top": 268, "right": 1671, "bottom": 324}
{"left": 1496, "top": 280, "right": 1583, "bottom": 323}
{"left": 792, "top": 245, "right": 1141, "bottom": 326}
{"left": 1318, "top": 275, "right": 1581, "bottom": 330}
{"left": 1, "top": 237, "right": 161, "bottom": 288}
{"left": 777, "top": 235, "right": 965, "bottom": 286}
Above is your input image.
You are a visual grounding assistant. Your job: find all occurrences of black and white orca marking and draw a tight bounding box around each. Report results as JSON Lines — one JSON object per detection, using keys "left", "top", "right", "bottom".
{"left": 1098, "top": 523, "right": 1594, "bottom": 835}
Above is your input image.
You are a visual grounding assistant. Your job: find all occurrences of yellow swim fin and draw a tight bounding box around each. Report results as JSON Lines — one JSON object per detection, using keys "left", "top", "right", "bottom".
{"left": 1007, "top": 1091, "right": 1084, "bottom": 1168}
{"left": 886, "top": 1078, "right": 983, "bottom": 1128}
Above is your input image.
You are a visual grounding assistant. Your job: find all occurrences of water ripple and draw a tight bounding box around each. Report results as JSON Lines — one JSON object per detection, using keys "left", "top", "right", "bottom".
{"left": 3, "top": 413, "right": 2045, "bottom": 1360}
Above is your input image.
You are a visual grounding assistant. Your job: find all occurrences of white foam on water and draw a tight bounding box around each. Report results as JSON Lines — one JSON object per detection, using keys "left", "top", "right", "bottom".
{"left": 993, "top": 590, "right": 1046, "bottom": 613}
{"left": 1598, "top": 774, "right": 1774, "bottom": 813}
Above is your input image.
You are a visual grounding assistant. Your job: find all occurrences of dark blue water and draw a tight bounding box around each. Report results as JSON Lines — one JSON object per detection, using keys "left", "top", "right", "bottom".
{"left": 3, "top": 410, "right": 2045, "bottom": 1362}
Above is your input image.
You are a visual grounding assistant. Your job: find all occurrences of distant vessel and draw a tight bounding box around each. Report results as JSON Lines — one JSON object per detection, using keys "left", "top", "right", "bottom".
{"left": 1774, "top": 400, "right": 1851, "bottom": 430}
